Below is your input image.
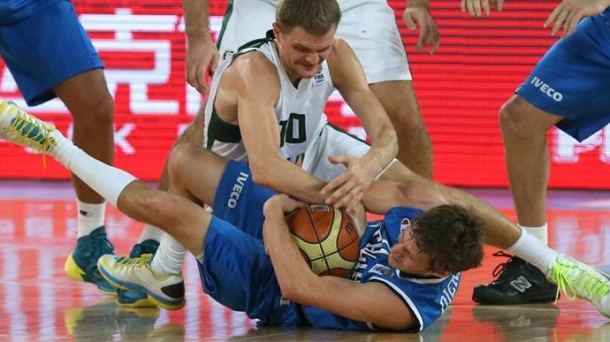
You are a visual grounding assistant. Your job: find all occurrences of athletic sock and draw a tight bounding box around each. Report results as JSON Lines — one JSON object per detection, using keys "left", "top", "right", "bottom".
{"left": 508, "top": 228, "right": 558, "bottom": 274}
{"left": 76, "top": 201, "right": 106, "bottom": 237}
{"left": 151, "top": 234, "right": 186, "bottom": 277}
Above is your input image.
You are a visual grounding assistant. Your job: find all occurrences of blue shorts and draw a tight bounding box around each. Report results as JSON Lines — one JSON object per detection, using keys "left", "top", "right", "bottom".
{"left": 0, "top": 0, "right": 103, "bottom": 106}
{"left": 515, "top": 8, "right": 610, "bottom": 142}
{"left": 196, "top": 161, "right": 302, "bottom": 326}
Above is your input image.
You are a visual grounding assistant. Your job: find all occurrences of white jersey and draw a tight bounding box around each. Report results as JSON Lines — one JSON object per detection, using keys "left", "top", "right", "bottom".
{"left": 217, "top": 0, "right": 410, "bottom": 83}
{"left": 203, "top": 34, "right": 335, "bottom": 166}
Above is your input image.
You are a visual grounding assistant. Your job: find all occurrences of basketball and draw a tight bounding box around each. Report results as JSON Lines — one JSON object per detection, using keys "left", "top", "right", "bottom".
{"left": 286, "top": 204, "right": 361, "bottom": 277}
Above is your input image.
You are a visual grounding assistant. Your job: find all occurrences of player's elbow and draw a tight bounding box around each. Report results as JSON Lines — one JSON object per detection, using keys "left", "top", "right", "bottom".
{"left": 277, "top": 276, "right": 315, "bottom": 303}
{"left": 248, "top": 157, "right": 280, "bottom": 188}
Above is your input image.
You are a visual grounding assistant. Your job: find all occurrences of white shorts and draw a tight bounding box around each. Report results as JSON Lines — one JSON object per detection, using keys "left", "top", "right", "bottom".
{"left": 217, "top": 0, "right": 411, "bottom": 84}
{"left": 302, "top": 123, "right": 370, "bottom": 182}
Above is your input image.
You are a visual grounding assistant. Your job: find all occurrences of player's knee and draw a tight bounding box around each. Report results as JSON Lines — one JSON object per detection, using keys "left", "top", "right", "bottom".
{"left": 167, "top": 143, "right": 200, "bottom": 179}
{"left": 499, "top": 97, "right": 530, "bottom": 139}
{"left": 72, "top": 94, "right": 115, "bottom": 130}
{"left": 388, "top": 107, "right": 425, "bottom": 135}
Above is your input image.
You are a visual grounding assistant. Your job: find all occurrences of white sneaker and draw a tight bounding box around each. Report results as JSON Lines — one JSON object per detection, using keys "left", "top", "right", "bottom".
{"left": 548, "top": 254, "right": 610, "bottom": 317}
{"left": 0, "top": 100, "right": 57, "bottom": 152}
{"left": 97, "top": 254, "right": 185, "bottom": 310}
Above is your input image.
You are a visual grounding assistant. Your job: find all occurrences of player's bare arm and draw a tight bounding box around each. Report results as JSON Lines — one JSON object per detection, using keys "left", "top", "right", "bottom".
{"left": 544, "top": 0, "right": 610, "bottom": 37}
{"left": 223, "top": 54, "right": 328, "bottom": 204}
{"left": 323, "top": 39, "right": 398, "bottom": 212}
{"left": 262, "top": 196, "right": 416, "bottom": 330}
{"left": 183, "top": 0, "right": 219, "bottom": 93}
{"left": 461, "top": 0, "right": 504, "bottom": 16}
{"left": 362, "top": 180, "right": 449, "bottom": 215}
{"left": 404, "top": 0, "right": 441, "bottom": 53}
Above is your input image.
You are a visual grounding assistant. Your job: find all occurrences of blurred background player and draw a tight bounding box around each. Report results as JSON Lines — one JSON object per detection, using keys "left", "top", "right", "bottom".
{"left": 0, "top": 0, "right": 115, "bottom": 293}
{"left": 461, "top": 0, "right": 610, "bottom": 304}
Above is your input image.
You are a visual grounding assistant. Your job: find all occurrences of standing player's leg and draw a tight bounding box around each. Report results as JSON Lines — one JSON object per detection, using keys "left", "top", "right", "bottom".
{"left": 473, "top": 12, "right": 610, "bottom": 305}
{"left": 336, "top": 1, "right": 433, "bottom": 179}
{"left": 0, "top": 1, "right": 116, "bottom": 293}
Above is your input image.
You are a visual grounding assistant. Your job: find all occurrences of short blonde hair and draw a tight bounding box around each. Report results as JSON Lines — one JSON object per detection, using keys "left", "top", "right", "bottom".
{"left": 276, "top": 0, "right": 341, "bottom": 36}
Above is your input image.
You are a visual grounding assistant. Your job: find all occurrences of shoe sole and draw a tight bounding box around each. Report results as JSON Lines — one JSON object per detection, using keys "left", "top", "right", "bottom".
{"left": 65, "top": 252, "right": 116, "bottom": 296}
{"left": 117, "top": 295, "right": 157, "bottom": 309}
{"left": 97, "top": 265, "right": 185, "bottom": 311}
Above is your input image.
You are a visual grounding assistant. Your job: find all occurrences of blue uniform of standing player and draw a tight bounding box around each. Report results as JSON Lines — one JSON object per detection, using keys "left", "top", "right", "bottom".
{"left": 466, "top": 0, "right": 610, "bottom": 305}
{"left": 0, "top": 0, "right": 116, "bottom": 293}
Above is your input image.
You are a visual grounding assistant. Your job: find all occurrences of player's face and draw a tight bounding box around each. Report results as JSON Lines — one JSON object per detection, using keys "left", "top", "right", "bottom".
{"left": 274, "top": 24, "right": 335, "bottom": 81}
{"left": 388, "top": 229, "right": 448, "bottom": 278}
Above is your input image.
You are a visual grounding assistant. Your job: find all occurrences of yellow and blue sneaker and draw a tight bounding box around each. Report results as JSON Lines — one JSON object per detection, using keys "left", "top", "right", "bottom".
{"left": 65, "top": 226, "right": 116, "bottom": 295}
{"left": 117, "top": 239, "right": 160, "bottom": 308}
{"left": 0, "top": 100, "right": 57, "bottom": 152}
{"left": 98, "top": 253, "right": 185, "bottom": 310}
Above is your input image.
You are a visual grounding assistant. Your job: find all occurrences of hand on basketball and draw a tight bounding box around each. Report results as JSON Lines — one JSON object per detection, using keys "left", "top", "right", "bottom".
{"left": 322, "top": 155, "right": 377, "bottom": 214}
{"left": 186, "top": 36, "right": 219, "bottom": 94}
{"left": 544, "top": 0, "right": 609, "bottom": 37}
{"left": 403, "top": 6, "right": 440, "bottom": 53}
{"left": 461, "top": 0, "right": 504, "bottom": 16}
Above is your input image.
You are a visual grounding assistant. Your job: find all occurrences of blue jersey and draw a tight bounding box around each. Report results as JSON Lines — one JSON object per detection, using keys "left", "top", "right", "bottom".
{"left": 298, "top": 207, "right": 461, "bottom": 332}
{"left": 202, "top": 161, "right": 460, "bottom": 332}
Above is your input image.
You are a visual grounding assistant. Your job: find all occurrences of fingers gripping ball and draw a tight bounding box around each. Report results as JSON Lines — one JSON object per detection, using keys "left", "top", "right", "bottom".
{"left": 286, "top": 204, "right": 360, "bottom": 277}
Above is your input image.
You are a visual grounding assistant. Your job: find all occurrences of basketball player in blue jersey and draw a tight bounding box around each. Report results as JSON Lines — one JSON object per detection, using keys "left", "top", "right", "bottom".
{"left": 3, "top": 102, "right": 610, "bottom": 328}
{"left": 0, "top": 0, "right": 116, "bottom": 294}
{"left": 460, "top": 0, "right": 610, "bottom": 305}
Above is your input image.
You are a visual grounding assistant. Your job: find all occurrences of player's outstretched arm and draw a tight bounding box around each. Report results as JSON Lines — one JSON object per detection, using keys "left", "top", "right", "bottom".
{"left": 262, "top": 195, "right": 415, "bottom": 330}
{"left": 461, "top": 0, "right": 504, "bottom": 16}
{"left": 184, "top": 0, "right": 219, "bottom": 94}
{"left": 544, "top": 0, "right": 610, "bottom": 36}
{"left": 323, "top": 40, "right": 398, "bottom": 213}
{"left": 404, "top": 0, "right": 441, "bottom": 53}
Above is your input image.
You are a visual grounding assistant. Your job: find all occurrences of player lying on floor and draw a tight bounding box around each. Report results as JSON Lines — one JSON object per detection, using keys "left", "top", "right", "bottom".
{"left": 0, "top": 100, "right": 482, "bottom": 331}
{"left": 1, "top": 101, "right": 610, "bottom": 331}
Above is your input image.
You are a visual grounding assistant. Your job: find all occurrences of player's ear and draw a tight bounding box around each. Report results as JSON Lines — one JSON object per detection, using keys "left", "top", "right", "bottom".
{"left": 272, "top": 22, "right": 282, "bottom": 41}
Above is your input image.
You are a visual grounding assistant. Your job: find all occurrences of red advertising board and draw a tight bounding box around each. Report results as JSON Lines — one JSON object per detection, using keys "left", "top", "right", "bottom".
{"left": 0, "top": 0, "right": 606, "bottom": 189}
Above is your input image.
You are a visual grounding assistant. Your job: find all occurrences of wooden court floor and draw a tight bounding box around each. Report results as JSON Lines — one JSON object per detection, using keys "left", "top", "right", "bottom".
{"left": 1, "top": 181, "right": 610, "bottom": 341}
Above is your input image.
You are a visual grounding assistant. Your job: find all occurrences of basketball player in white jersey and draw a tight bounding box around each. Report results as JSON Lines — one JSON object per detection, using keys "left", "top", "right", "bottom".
{"left": 184, "top": 0, "right": 438, "bottom": 178}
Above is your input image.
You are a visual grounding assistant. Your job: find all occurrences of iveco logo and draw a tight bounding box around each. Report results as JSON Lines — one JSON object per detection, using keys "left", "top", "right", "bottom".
{"left": 228, "top": 172, "right": 249, "bottom": 208}
{"left": 531, "top": 76, "right": 563, "bottom": 102}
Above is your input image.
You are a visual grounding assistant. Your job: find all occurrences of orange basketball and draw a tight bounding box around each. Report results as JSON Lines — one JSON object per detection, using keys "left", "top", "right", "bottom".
{"left": 286, "top": 204, "right": 361, "bottom": 277}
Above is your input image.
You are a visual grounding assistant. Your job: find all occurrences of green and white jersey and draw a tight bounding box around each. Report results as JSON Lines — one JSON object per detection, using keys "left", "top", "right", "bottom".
{"left": 203, "top": 35, "right": 335, "bottom": 166}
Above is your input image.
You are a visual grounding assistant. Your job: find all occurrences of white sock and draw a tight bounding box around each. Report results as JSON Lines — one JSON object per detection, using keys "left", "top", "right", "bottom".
{"left": 50, "top": 133, "right": 136, "bottom": 208}
{"left": 151, "top": 234, "right": 186, "bottom": 277}
{"left": 508, "top": 228, "right": 558, "bottom": 275}
{"left": 76, "top": 201, "right": 106, "bottom": 237}
{"left": 518, "top": 222, "right": 548, "bottom": 245}
{"left": 138, "top": 224, "right": 166, "bottom": 243}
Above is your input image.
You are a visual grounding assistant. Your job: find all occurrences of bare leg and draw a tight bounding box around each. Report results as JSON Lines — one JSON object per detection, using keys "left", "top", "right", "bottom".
{"left": 380, "top": 162, "right": 522, "bottom": 248}
{"left": 167, "top": 143, "right": 229, "bottom": 206}
{"left": 135, "top": 104, "right": 206, "bottom": 244}
{"left": 500, "top": 95, "right": 563, "bottom": 228}
{"left": 369, "top": 81, "right": 433, "bottom": 179}
{"left": 117, "top": 182, "right": 210, "bottom": 257}
{"left": 54, "top": 69, "right": 115, "bottom": 205}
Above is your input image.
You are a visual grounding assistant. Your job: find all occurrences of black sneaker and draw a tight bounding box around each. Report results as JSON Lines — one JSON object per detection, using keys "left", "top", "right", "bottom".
{"left": 472, "top": 251, "right": 559, "bottom": 304}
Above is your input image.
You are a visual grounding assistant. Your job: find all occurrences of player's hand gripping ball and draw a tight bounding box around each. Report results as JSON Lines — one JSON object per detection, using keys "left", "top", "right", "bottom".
{"left": 287, "top": 204, "right": 360, "bottom": 277}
